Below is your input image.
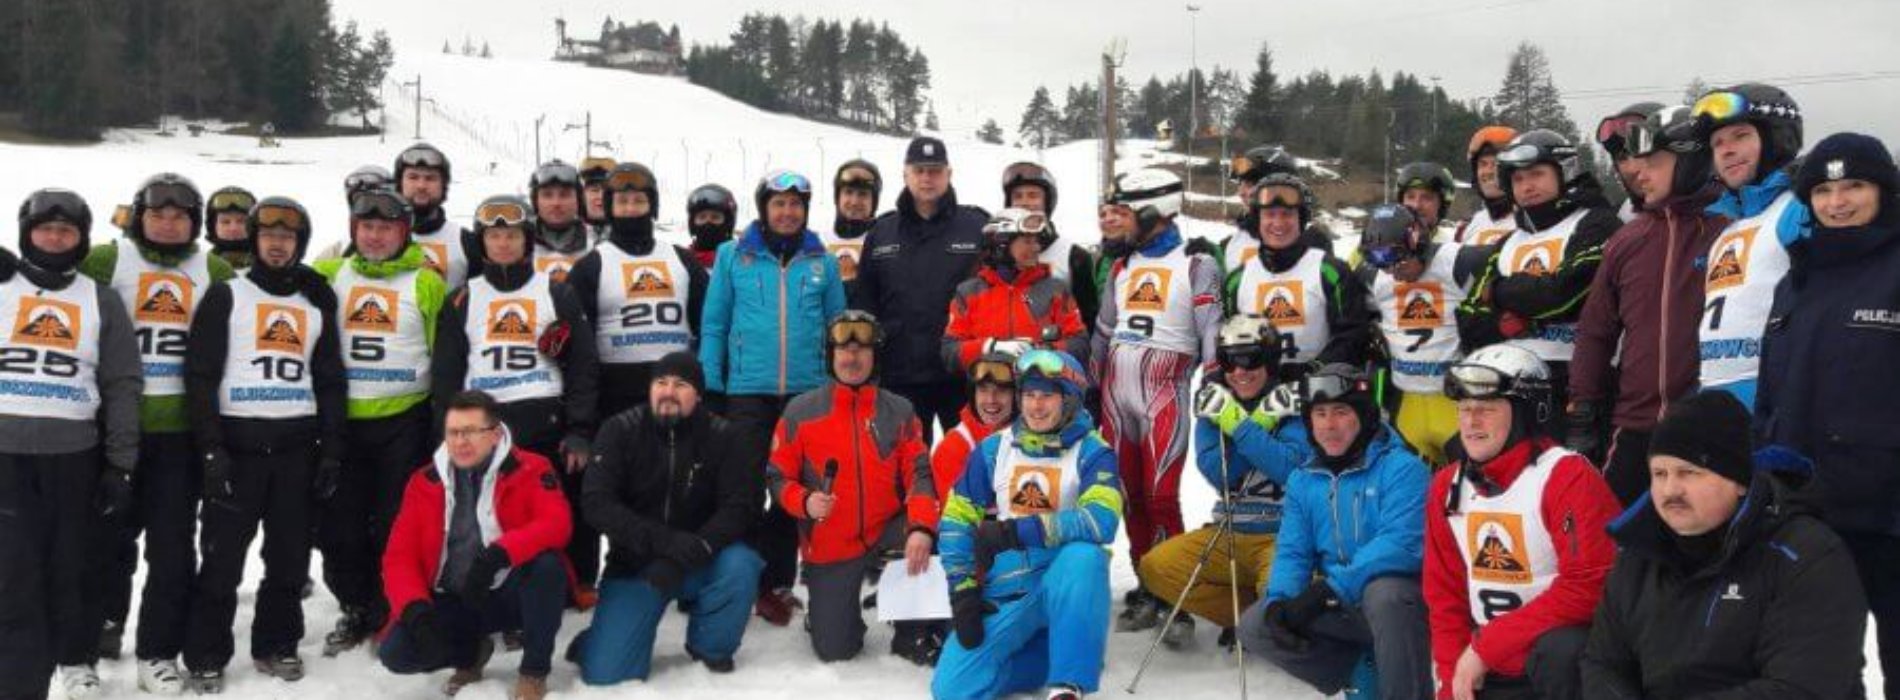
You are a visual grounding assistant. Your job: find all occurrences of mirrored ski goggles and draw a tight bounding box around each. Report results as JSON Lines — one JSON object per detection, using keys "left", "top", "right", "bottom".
{"left": 1001, "top": 162, "right": 1053, "bottom": 188}
{"left": 764, "top": 170, "right": 813, "bottom": 196}
{"left": 1014, "top": 349, "right": 1086, "bottom": 389}
{"left": 1443, "top": 363, "right": 1519, "bottom": 401}
{"left": 605, "top": 167, "right": 653, "bottom": 192}
{"left": 345, "top": 171, "right": 388, "bottom": 193}
{"left": 1690, "top": 91, "right": 1750, "bottom": 124}
{"left": 533, "top": 163, "right": 581, "bottom": 189}
{"left": 474, "top": 200, "right": 531, "bottom": 228}
{"left": 837, "top": 167, "right": 879, "bottom": 191}
{"left": 141, "top": 182, "right": 201, "bottom": 211}
{"left": 1301, "top": 372, "right": 1368, "bottom": 405}
{"left": 1252, "top": 188, "right": 1302, "bottom": 210}
{"left": 252, "top": 204, "right": 305, "bottom": 231}
{"left": 396, "top": 147, "right": 448, "bottom": 171}
{"left": 983, "top": 212, "right": 1050, "bottom": 237}
{"left": 1595, "top": 114, "right": 1646, "bottom": 153}
{"left": 1363, "top": 245, "right": 1413, "bottom": 270}
{"left": 827, "top": 317, "right": 879, "bottom": 347}
{"left": 350, "top": 192, "right": 408, "bottom": 221}
{"left": 24, "top": 190, "right": 89, "bottom": 226}
{"left": 970, "top": 358, "right": 1017, "bottom": 386}
{"left": 1217, "top": 344, "right": 1273, "bottom": 371}
{"left": 1496, "top": 143, "right": 1554, "bottom": 168}
{"left": 207, "top": 190, "right": 256, "bottom": 213}
{"left": 1467, "top": 126, "right": 1518, "bottom": 157}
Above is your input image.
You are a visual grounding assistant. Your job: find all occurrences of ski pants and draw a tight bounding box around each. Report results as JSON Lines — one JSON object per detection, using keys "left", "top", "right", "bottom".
{"left": 1099, "top": 344, "right": 1196, "bottom": 573}
{"left": 513, "top": 433, "right": 598, "bottom": 590}
{"left": 573, "top": 544, "right": 764, "bottom": 684}
{"left": 1601, "top": 428, "right": 1653, "bottom": 509}
{"left": 727, "top": 394, "right": 799, "bottom": 592}
{"left": 802, "top": 518, "right": 905, "bottom": 662}
{"left": 1240, "top": 575, "right": 1432, "bottom": 700}
{"left": 932, "top": 543, "right": 1111, "bottom": 700}
{"left": 379, "top": 551, "right": 568, "bottom": 678}
{"left": 1394, "top": 391, "right": 1459, "bottom": 468}
{"left": 1137, "top": 527, "right": 1277, "bottom": 629}
{"left": 0, "top": 450, "right": 101, "bottom": 700}
{"left": 321, "top": 405, "right": 430, "bottom": 623}
{"left": 95, "top": 431, "right": 199, "bottom": 661}
{"left": 1843, "top": 531, "right": 1900, "bottom": 700}
{"left": 1464, "top": 626, "right": 1587, "bottom": 700}
{"left": 182, "top": 436, "right": 317, "bottom": 672}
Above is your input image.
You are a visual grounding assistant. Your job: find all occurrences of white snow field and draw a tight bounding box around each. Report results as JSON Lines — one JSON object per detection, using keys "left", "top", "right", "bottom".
{"left": 7, "top": 49, "right": 1877, "bottom": 699}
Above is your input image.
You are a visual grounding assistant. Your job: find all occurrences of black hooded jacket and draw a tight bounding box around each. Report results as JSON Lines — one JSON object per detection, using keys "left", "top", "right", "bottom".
{"left": 854, "top": 186, "right": 989, "bottom": 386}
{"left": 582, "top": 404, "right": 763, "bottom": 578}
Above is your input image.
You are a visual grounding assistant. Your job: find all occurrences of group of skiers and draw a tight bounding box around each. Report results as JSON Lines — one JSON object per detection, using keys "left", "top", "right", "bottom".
{"left": 1, "top": 76, "right": 1896, "bottom": 700}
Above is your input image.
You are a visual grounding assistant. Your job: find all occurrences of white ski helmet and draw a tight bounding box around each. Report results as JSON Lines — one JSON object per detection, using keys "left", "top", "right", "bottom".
{"left": 1445, "top": 341, "right": 1553, "bottom": 425}
{"left": 1106, "top": 168, "right": 1184, "bottom": 234}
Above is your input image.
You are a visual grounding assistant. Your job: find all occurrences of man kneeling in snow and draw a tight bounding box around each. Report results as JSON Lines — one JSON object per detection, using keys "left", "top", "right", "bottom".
{"left": 378, "top": 390, "right": 573, "bottom": 700}
{"left": 932, "top": 350, "right": 1121, "bottom": 700}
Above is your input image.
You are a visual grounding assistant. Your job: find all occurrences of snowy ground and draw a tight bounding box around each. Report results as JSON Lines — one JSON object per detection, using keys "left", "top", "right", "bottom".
{"left": 7, "top": 49, "right": 1880, "bottom": 699}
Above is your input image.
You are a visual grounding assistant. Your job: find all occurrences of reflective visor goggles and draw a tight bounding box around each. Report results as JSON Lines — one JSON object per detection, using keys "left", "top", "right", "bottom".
{"left": 344, "top": 171, "right": 388, "bottom": 193}
{"left": 1300, "top": 372, "right": 1368, "bottom": 405}
{"left": 1496, "top": 143, "right": 1552, "bottom": 168}
{"left": 1363, "top": 245, "right": 1413, "bottom": 270}
{"left": 252, "top": 204, "right": 305, "bottom": 231}
{"left": 1443, "top": 363, "right": 1521, "bottom": 401}
{"left": 1014, "top": 349, "right": 1085, "bottom": 389}
{"left": 1690, "top": 91, "right": 1750, "bottom": 124}
{"left": 25, "top": 190, "right": 88, "bottom": 226}
{"left": 350, "top": 192, "right": 407, "bottom": 221}
{"left": 765, "top": 170, "right": 813, "bottom": 196}
{"left": 533, "top": 163, "right": 581, "bottom": 189}
{"left": 837, "top": 167, "right": 878, "bottom": 191}
{"left": 827, "top": 317, "right": 879, "bottom": 347}
{"left": 983, "top": 212, "right": 1050, "bottom": 237}
{"left": 1217, "top": 343, "right": 1273, "bottom": 370}
{"left": 474, "top": 200, "right": 531, "bottom": 228}
{"left": 1251, "top": 187, "right": 1302, "bottom": 210}
{"left": 142, "top": 182, "right": 201, "bottom": 211}
{"left": 207, "top": 190, "right": 255, "bottom": 214}
{"left": 971, "top": 358, "right": 1017, "bottom": 386}
{"left": 1002, "top": 162, "right": 1052, "bottom": 188}
{"left": 397, "top": 147, "right": 448, "bottom": 171}
{"left": 605, "top": 167, "right": 652, "bottom": 192}
{"left": 1595, "top": 114, "right": 1646, "bottom": 154}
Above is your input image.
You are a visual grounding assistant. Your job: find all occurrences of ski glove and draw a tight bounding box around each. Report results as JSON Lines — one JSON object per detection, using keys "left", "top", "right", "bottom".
{"left": 313, "top": 458, "right": 342, "bottom": 501}
{"left": 973, "top": 519, "right": 1025, "bottom": 573}
{"left": 641, "top": 559, "right": 685, "bottom": 596}
{"left": 459, "top": 545, "right": 511, "bottom": 605}
{"left": 1564, "top": 401, "right": 1603, "bottom": 460}
{"left": 96, "top": 469, "right": 134, "bottom": 518}
{"left": 1284, "top": 580, "right": 1340, "bottom": 631}
{"left": 665, "top": 532, "right": 714, "bottom": 570}
{"left": 1263, "top": 382, "right": 1303, "bottom": 420}
{"left": 984, "top": 338, "right": 1034, "bottom": 360}
{"left": 537, "top": 320, "right": 572, "bottom": 360}
{"left": 951, "top": 587, "right": 996, "bottom": 650}
{"left": 202, "top": 449, "right": 237, "bottom": 507}
{"left": 399, "top": 602, "right": 449, "bottom": 662}
{"left": 1261, "top": 601, "right": 1309, "bottom": 652}
{"left": 1195, "top": 383, "right": 1248, "bottom": 435}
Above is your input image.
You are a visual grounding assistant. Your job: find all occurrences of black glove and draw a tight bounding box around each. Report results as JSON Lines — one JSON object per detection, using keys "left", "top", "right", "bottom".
{"left": 202, "top": 449, "right": 237, "bottom": 506}
{"left": 1564, "top": 401, "right": 1603, "bottom": 460}
{"left": 1283, "top": 580, "right": 1340, "bottom": 631}
{"left": 312, "top": 458, "right": 342, "bottom": 501}
{"left": 950, "top": 587, "right": 996, "bottom": 650}
{"left": 95, "top": 469, "right": 134, "bottom": 518}
{"left": 972, "top": 520, "right": 1024, "bottom": 573}
{"left": 641, "top": 559, "right": 685, "bottom": 595}
{"left": 665, "top": 532, "right": 714, "bottom": 570}
{"left": 459, "top": 545, "right": 510, "bottom": 605}
{"left": 560, "top": 433, "right": 592, "bottom": 469}
{"left": 399, "top": 602, "right": 449, "bottom": 660}
{"left": 1262, "top": 601, "right": 1309, "bottom": 652}
{"left": 0, "top": 246, "right": 17, "bottom": 283}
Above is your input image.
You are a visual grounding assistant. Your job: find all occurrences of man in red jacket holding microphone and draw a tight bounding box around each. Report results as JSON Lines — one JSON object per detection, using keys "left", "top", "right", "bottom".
{"left": 378, "top": 390, "right": 574, "bottom": 700}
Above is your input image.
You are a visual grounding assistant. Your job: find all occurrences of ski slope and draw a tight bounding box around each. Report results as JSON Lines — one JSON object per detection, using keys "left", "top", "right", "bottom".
{"left": 3, "top": 50, "right": 1878, "bottom": 700}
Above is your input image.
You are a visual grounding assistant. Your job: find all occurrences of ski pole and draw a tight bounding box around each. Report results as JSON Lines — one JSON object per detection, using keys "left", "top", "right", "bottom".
{"left": 1126, "top": 513, "right": 1230, "bottom": 693}
{"left": 1217, "top": 430, "right": 1248, "bottom": 700}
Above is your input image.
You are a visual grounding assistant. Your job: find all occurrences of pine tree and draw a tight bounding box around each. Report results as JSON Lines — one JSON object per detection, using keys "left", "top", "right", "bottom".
{"left": 1018, "top": 85, "right": 1061, "bottom": 149}
{"left": 1491, "top": 42, "right": 1576, "bottom": 136}
{"left": 1059, "top": 83, "right": 1100, "bottom": 141}
{"left": 977, "top": 118, "right": 1004, "bottom": 144}
{"left": 265, "top": 17, "right": 321, "bottom": 132}
{"left": 1235, "top": 41, "right": 1279, "bottom": 140}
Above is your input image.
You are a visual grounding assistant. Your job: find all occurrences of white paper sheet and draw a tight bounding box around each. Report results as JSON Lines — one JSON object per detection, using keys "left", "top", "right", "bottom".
{"left": 875, "top": 556, "right": 953, "bottom": 622}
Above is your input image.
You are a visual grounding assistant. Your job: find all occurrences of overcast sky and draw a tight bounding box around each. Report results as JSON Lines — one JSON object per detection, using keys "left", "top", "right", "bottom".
{"left": 335, "top": 0, "right": 1900, "bottom": 150}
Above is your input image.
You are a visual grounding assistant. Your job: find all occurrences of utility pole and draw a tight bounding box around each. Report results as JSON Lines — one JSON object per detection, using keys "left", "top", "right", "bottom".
{"left": 1186, "top": 4, "right": 1201, "bottom": 200}
{"left": 1101, "top": 39, "right": 1127, "bottom": 202}
{"left": 533, "top": 114, "right": 546, "bottom": 165}
{"left": 1430, "top": 75, "right": 1442, "bottom": 137}
{"left": 401, "top": 74, "right": 423, "bottom": 140}
{"left": 1383, "top": 108, "right": 1397, "bottom": 203}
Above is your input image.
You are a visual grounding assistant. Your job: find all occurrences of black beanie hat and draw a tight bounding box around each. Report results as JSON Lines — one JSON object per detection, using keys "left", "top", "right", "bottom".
{"left": 652, "top": 351, "right": 705, "bottom": 393}
{"left": 1649, "top": 390, "right": 1754, "bottom": 487}
{"left": 1795, "top": 132, "right": 1899, "bottom": 208}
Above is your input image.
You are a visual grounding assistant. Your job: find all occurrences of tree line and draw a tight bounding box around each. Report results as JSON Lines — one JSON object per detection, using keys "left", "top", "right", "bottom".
{"left": 0, "top": 0, "right": 394, "bottom": 139}
{"left": 686, "top": 14, "right": 936, "bottom": 134}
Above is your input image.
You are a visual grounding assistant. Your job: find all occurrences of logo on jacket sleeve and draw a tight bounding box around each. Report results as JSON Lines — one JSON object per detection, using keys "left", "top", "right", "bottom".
{"left": 1465, "top": 512, "right": 1532, "bottom": 584}
{"left": 344, "top": 288, "right": 400, "bottom": 333}
{"left": 256, "top": 304, "right": 309, "bottom": 354}
{"left": 135, "top": 272, "right": 193, "bottom": 324}
{"left": 13, "top": 297, "right": 82, "bottom": 351}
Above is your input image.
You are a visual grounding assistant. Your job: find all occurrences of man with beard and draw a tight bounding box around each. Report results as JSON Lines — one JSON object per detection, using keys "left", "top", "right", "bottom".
{"left": 527, "top": 160, "right": 593, "bottom": 282}
{"left": 395, "top": 143, "right": 478, "bottom": 288}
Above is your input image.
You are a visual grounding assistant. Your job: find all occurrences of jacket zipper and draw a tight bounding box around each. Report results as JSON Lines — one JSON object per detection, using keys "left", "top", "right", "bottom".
{"left": 853, "top": 396, "right": 869, "bottom": 550}
{"left": 663, "top": 428, "right": 677, "bottom": 524}
{"left": 1658, "top": 209, "right": 1676, "bottom": 421}
{"left": 777, "top": 258, "right": 790, "bottom": 395}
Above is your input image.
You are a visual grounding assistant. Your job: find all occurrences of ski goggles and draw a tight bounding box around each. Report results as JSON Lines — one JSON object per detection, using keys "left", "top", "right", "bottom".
{"left": 1690, "top": 90, "right": 1797, "bottom": 127}
{"left": 579, "top": 157, "right": 617, "bottom": 182}
{"left": 1595, "top": 113, "right": 1646, "bottom": 154}
{"left": 532, "top": 162, "right": 581, "bottom": 190}
{"left": 252, "top": 204, "right": 305, "bottom": 231}
{"left": 1363, "top": 245, "right": 1414, "bottom": 270}
{"left": 1251, "top": 187, "right": 1302, "bottom": 210}
{"left": 350, "top": 191, "right": 408, "bottom": 221}
{"left": 1300, "top": 371, "right": 1369, "bottom": 405}
{"left": 605, "top": 166, "right": 653, "bottom": 193}
{"left": 207, "top": 189, "right": 255, "bottom": 214}
{"left": 1014, "top": 349, "right": 1087, "bottom": 391}
{"left": 1442, "top": 363, "right": 1539, "bottom": 401}
{"left": 837, "top": 166, "right": 879, "bottom": 192}
{"left": 396, "top": 146, "right": 448, "bottom": 172}
{"left": 1217, "top": 344, "right": 1274, "bottom": 371}
{"left": 24, "top": 189, "right": 89, "bottom": 227}
{"left": 827, "top": 315, "right": 880, "bottom": 347}
{"left": 764, "top": 170, "right": 813, "bottom": 196}
{"left": 1228, "top": 154, "right": 1261, "bottom": 182}
{"left": 970, "top": 358, "right": 1017, "bottom": 386}
{"left": 1466, "top": 126, "right": 1518, "bottom": 158}
{"left": 474, "top": 200, "right": 531, "bottom": 228}
{"left": 141, "top": 181, "right": 201, "bottom": 211}
{"left": 345, "top": 170, "right": 389, "bottom": 194}
{"left": 983, "top": 212, "right": 1049, "bottom": 237}
{"left": 1001, "top": 162, "right": 1053, "bottom": 189}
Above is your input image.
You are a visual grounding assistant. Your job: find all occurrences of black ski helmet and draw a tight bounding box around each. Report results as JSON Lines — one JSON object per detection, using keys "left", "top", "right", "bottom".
{"left": 834, "top": 159, "right": 883, "bottom": 211}
{"left": 1596, "top": 101, "right": 1666, "bottom": 160}
{"left": 687, "top": 184, "right": 738, "bottom": 223}
{"left": 204, "top": 186, "right": 257, "bottom": 236}
{"left": 1229, "top": 145, "right": 1299, "bottom": 184}
{"left": 129, "top": 172, "right": 204, "bottom": 252}
{"left": 824, "top": 310, "right": 883, "bottom": 385}
{"left": 393, "top": 142, "right": 452, "bottom": 193}
{"left": 1629, "top": 105, "right": 1716, "bottom": 202}
{"left": 245, "top": 196, "right": 313, "bottom": 263}
{"left": 600, "top": 162, "right": 660, "bottom": 219}
{"left": 1393, "top": 162, "right": 1456, "bottom": 211}
{"left": 345, "top": 165, "right": 394, "bottom": 203}
{"left": 471, "top": 194, "right": 537, "bottom": 265}
{"left": 1494, "top": 129, "right": 1586, "bottom": 206}
{"left": 1693, "top": 82, "right": 1803, "bottom": 180}
{"left": 18, "top": 188, "right": 93, "bottom": 274}
{"left": 1359, "top": 203, "right": 1424, "bottom": 269}
{"left": 1242, "top": 171, "right": 1315, "bottom": 235}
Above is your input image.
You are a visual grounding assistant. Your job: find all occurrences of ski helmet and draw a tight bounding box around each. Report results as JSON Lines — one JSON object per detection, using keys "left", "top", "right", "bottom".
{"left": 1243, "top": 171, "right": 1314, "bottom": 234}
{"left": 968, "top": 351, "right": 1019, "bottom": 420}
{"left": 349, "top": 187, "right": 414, "bottom": 246}
{"left": 1465, "top": 125, "right": 1519, "bottom": 186}
{"left": 1494, "top": 129, "right": 1586, "bottom": 205}
{"left": 1106, "top": 168, "right": 1183, "bottom": 237}
{"left": 1014, "top": 348, "right": 1090, "bottom": 431}
{"left": 1215, "top": 314, "right": 1282, "bottom": 372}
{"left": 1229, "top": 145, "right": 1299, "bottom": 184}
{"left": 18, "top": 188, "right": 93, "bottom": 274}
{"left": 1359, "top": 203, "right": 1424, "bottom": 270}
{"left": 471, "top": 194, "right": 536, "bottom": 263}
{"left": 130, "top": 172, "right": 204, "bottom": 251}
{"left": 579, "top": 156, "right": 618, "bottom": 187}
{"left": 246, "top": 196, "right": 313, "bottom": 262}
{"left": 393, "top": 142, "right": 452, "bottom": 194}
{"left": 204, "top": 186, "right": 257, "bottom": 237}
{"left": 530, "top": 160, "right": 582, "bottom": 195}
{"left": 1394, "top": 162, "right": 1456, "bottom": 210}
{"left": 980, "top": 207, "right": 1051, "bottom": 269}
{"left": 756, "top": 170, "right": 814, "bottom": 230}
{"left": 1444, "top": 341, "right": 1553, "bottom": 442}
{"left": 687, "top": 183, "right": 738, "bottom": 225}
{"left": 602, "top": 162, "right": 660, "bottom": 219}
{"left": 1595, "top": 101, "right": 1666, "bottom": 160}
{"left": 834, "top": 159, "right": 883, "bottom": 210}
{"left": 1692, "top": 83, "right": 1803, "bottom": 179}
{"left": 1298, "top": 363, "right": 1381, "bottom": 464}
{"left": 824, "top": 310, "right": 882, "bottom": 385}
{"left": 1625, "top": 105, "right": 1715, "bottom": 200}
{"left": 345, "top": 165, "right": 393, "bottom": 199}
{"left": 1001, "top": 161, "right": 1059, "bottom": 215}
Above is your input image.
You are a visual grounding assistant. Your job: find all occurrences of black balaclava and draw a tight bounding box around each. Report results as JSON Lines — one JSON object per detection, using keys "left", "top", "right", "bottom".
{"left": 481, "top": 225, "right": 536, "bottom": 292}
{"left": 245, "top": 200, "right": 312, "bottom": 297}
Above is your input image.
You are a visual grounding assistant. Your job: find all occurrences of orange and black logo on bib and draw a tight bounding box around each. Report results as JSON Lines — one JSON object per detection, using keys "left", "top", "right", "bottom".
{"left": 486, "top": 299, "right": 537, "bottom": 343}
{"left": 256, "top": 304, "right": 308, "bottom": 354}
{"left": 135, "top": 272, "right": 193, "bottom": 324}
{"left": 1395, "top": 282, "right": 1445, "bottom": 329}
{"left": 1255, "top": 280, "right": 1306, "bottom": 328}
{"left": 535, "top": 255, "right": 575, "bottom": 283}
{"left": 13, "top": 297, "right": 82, "bottom": 351}
{"left": 1706, "top": 227, "right": 1757, "bottom": 293}
{"left": 1466, "top": 512, "right": 1532, "bottom": 585}
{"left": 1125, "top": 267, "right": 1171, "bottom": 312}
{"left": 621, "top": 261, "right": 676, "bottom": 299}
{"left": 1509, "top": 240, "right": 1563, "bottom": 277}
{"left": 1007, "top": 464, "right": 1063, "bottom": 517}
{"left": 344, "top": 288, "right": 400, "bottom": 333}
{"left": 830, "top": 243, "right": 862, "bottom": 281}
